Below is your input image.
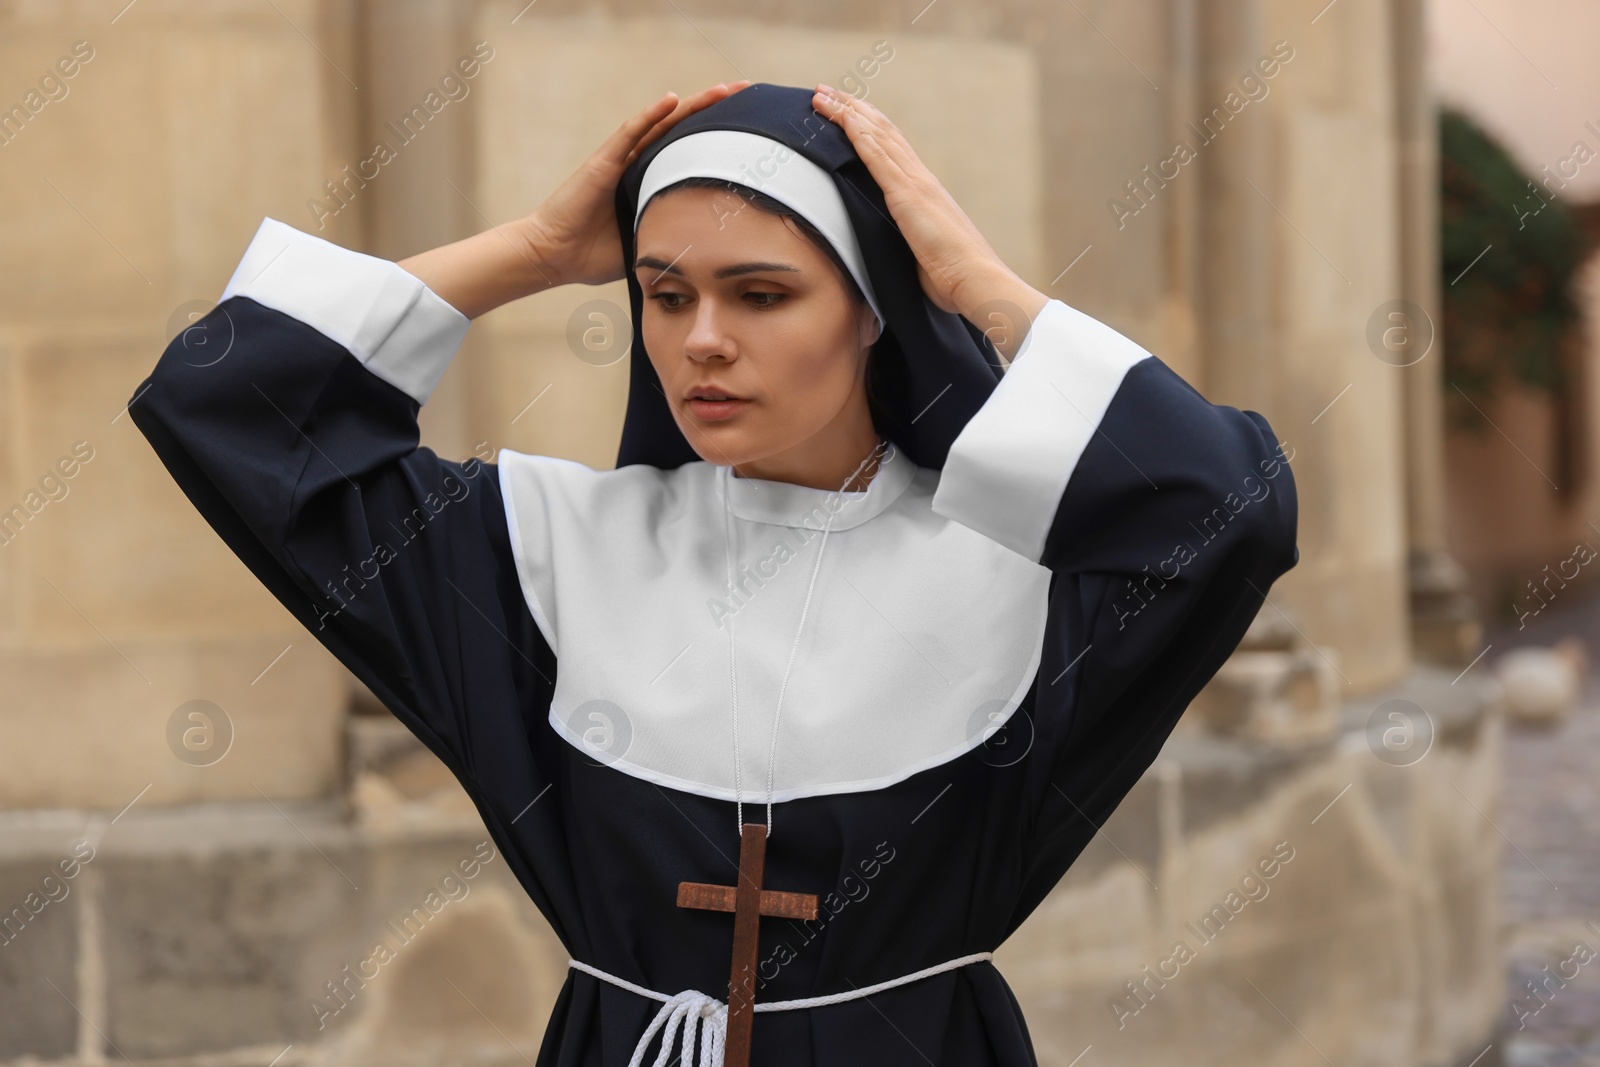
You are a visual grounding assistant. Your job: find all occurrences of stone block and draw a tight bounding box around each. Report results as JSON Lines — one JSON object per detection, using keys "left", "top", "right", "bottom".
{"left": 0, "top": 845, "right": 84, "bottom": 1059}
{"left": 20, "top": 334, "right": 322, "bottom": 641}
{"left": 74, "top": 801, "right": 565, "bottom": 1061}
{"left": 0, "top": 636, "right": 345, "bottom": 810}
{"left": 0, "top": 3, "right": 359, "bottom": 322}
{"left": 1191, "top": 648, "right": 1343, "bottom": 743}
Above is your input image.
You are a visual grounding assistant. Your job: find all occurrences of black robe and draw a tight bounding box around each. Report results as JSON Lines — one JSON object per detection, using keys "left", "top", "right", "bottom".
{"left": 129, "top": 249, "right": 1299, "bottom": 1065}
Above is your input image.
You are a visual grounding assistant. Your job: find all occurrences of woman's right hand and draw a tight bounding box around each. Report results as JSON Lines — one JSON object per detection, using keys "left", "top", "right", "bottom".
{"left": 399, "top": 82, "right": 748, "bottom": 320}
{"left": 520, "top": 81, "right": 751, "bottom": 288}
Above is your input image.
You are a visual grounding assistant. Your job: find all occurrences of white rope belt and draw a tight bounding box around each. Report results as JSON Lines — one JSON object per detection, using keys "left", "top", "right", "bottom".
{"left": 567, "top": 950, "right": 995, "bottom": 1067}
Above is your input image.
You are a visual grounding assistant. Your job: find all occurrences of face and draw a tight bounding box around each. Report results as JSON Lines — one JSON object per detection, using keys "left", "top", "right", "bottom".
{"left": 633, "top": 186, "right": 881, "bottom": 475}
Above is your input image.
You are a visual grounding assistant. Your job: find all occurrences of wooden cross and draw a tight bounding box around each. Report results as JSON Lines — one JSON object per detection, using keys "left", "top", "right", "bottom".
{"left": 677, "top": 822, "right": 819, "bottom": 1067}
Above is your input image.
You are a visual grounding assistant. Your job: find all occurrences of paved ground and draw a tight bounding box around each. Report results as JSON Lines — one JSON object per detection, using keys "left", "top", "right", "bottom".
{"left": 1482, "top": 592, "right": 1600, "bottom": 1065}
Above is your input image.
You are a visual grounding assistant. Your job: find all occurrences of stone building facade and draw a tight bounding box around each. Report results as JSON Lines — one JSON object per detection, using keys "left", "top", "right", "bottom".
{"left": 0, "top": 1, "right": 1501, "bottom": 1064}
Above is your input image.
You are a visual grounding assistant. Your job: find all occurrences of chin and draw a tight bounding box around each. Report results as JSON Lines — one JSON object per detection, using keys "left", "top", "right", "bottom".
{"left": 677, "top": 421, "right": 755, "bottom": 467}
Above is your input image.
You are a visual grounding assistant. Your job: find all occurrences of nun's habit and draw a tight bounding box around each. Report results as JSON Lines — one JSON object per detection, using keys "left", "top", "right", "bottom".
{"left": 129, "top": 83, "right": 1299, "bottom": 1066}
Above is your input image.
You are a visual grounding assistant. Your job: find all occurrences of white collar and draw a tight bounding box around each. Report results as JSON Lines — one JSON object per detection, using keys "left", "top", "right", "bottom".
{"left": 722, "top": 446, "right": 915, "bottom": 531}
{"left": 495, "top": 448, "right": 1051, "bottom": 803}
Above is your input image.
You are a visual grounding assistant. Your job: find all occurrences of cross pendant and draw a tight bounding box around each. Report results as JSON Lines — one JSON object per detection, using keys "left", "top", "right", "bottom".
{"left": 677, "top": 822, "right": 820, "bottom": 1067}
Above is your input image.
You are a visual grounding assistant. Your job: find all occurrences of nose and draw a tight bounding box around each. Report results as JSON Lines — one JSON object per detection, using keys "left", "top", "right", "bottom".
{"left": 683, "top": 296, "right": 736, "bottom": 363}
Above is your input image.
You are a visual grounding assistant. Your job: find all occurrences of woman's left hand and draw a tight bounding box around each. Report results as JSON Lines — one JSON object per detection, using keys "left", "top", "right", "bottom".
{"left": 812, "top": 84, "right": 1047, "bottom": 352}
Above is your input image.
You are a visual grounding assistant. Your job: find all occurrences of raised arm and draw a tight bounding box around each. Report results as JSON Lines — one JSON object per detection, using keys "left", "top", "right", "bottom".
{"left": 913, "top": 301, "right": 1301, "bottom": 940}
{"left": 128, "top": 218, "right": 550, "bottom": 784}
{"left": 932, "top": 297, "right": 1299, "bottom": 927}
{"left": 807, "top": 86, "right": 1300, "bottom": 920}
{"left": 398, "top": 81, "right": 752, "bottom": 318}
{"left": 128, "top": 83, "right": 751, "bottom": 785}
{"left": 931, "top": 299, "right": 1298, "bottom": 578}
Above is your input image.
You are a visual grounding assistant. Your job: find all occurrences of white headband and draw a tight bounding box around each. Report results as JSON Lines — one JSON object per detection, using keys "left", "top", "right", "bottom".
{"left": 633, "top": 129, "right": 883, "bottom": 328}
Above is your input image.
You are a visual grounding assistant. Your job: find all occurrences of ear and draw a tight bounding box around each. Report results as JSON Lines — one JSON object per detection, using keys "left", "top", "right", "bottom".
{"left": 858, "top": 305, "right": 883, "bottom": 348}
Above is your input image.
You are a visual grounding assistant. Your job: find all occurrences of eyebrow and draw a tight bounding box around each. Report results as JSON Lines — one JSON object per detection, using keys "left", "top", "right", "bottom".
{"left": 634, "top": 255, "right": 803, "bottom": 280}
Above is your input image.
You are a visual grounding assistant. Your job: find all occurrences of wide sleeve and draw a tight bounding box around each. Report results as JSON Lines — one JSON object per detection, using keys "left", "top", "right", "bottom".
{"left": 127, "top": 217, "right": 556, "bottom": 789}
{"left": 930, "top": 298, "right": 1300, "bottom": 926}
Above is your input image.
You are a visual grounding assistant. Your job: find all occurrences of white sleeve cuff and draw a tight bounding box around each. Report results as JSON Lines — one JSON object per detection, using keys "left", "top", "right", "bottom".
{"left": 930, "top": 298, "right": 1154, "bottom": 563}
{"left": 218, "top": 217, "right": 471, "bottom": 405}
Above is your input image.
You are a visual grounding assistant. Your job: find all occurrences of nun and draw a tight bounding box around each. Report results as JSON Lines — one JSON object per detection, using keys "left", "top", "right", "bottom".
{"left": 130, "top": 81, "right": 1299, "bottom": 1066}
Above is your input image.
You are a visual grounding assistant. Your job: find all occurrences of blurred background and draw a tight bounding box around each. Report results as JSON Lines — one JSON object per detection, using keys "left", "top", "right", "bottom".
{"left": 1, "top": 0, "right": 1597, "bottom": 1063}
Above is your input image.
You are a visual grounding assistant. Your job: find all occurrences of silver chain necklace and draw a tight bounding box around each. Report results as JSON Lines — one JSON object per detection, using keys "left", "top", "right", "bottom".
{"left": 720, "top": 436, "right": 897, "bottom": 838}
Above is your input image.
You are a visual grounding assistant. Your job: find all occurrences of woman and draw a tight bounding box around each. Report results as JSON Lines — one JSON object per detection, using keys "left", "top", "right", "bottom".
{"left": 130, "top": 81, "right": 1299, "bottom": 1066}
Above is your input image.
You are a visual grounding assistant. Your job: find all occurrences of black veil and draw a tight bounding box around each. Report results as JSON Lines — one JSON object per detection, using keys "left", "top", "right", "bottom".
{"left": 613, "top": 82, "right": 1007, "bottom": 472}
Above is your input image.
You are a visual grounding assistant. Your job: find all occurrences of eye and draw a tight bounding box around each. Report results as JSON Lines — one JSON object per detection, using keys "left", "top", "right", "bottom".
{"left": 648, "top": 292, "right": 690, "bottom": 313}
{"left": 744, "top": 291, "right": 786, "bottom": 310}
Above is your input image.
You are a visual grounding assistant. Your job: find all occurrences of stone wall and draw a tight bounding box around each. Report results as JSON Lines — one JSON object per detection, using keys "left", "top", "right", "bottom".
{"left": 0, "top": 1, "right": 361, "bottom": 811}
{"left": 0, "top": 0, "right": 1504, "bottom": 1064}
{"left": 0, "top": 755, "right": 565, "bottom": 1062}
{"left": 1003, "top": 667, "right": 1503, "bottom": 1066}
{"left": 0, "top": 672, "right": 1503, "bottom": 1065}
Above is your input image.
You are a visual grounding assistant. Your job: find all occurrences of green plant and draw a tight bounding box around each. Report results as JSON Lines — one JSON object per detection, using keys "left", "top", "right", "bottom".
{"left": 1439, "top": 106, "right": 1586, "bottom": 433}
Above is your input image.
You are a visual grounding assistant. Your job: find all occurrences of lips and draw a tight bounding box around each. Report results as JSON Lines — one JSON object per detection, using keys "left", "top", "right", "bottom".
{"left": 685, "top": 392, "right": 749, "bottom": 422}
{"left": 685, "top": 386, "right": 746, "bottom": 401}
